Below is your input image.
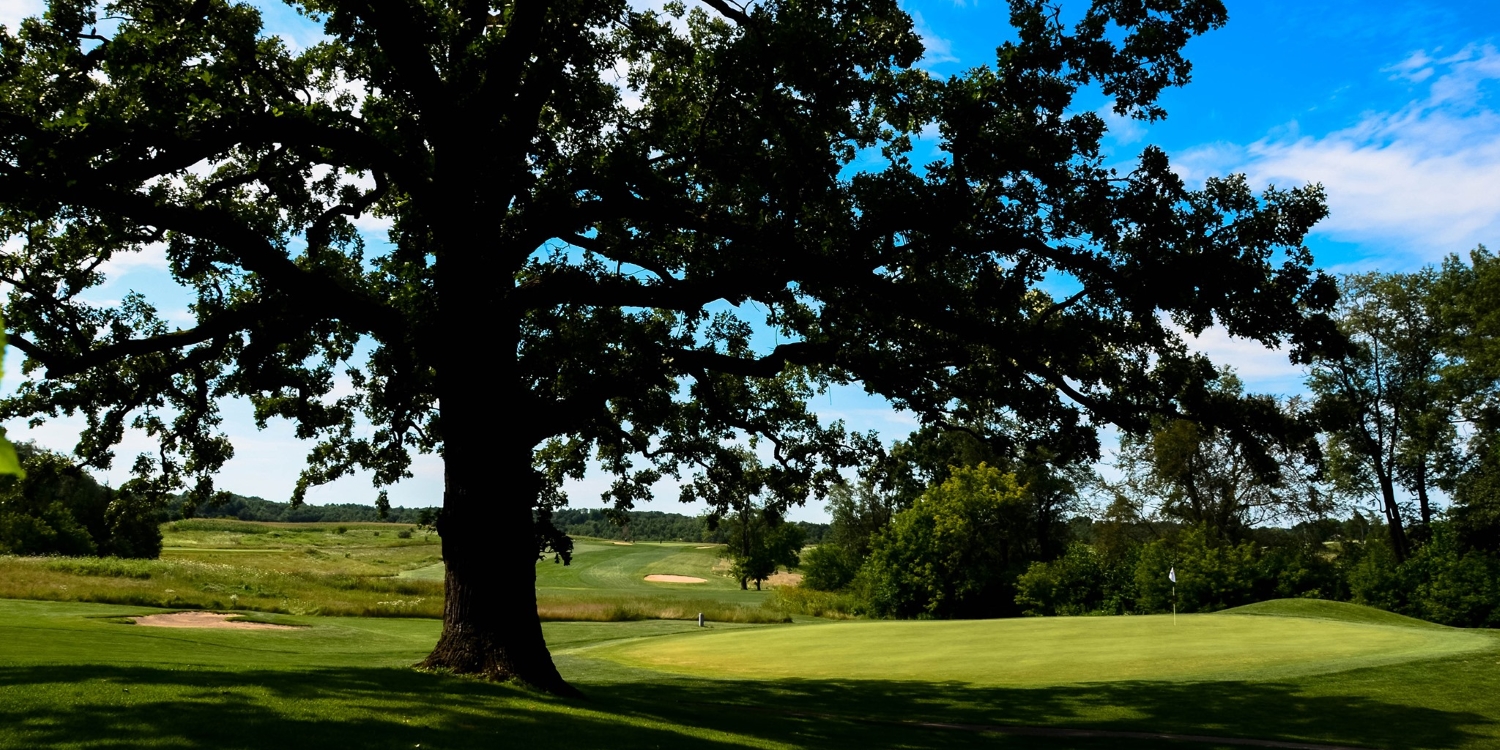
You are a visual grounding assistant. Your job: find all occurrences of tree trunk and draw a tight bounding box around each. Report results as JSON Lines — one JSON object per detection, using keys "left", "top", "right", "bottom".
{"left": 1416, "top": 464, "right": 1432, "bottom": 527}
{"left": 1377, "top": 472, "right": 1410, "bottom": 563}
{"left": 419, "top": 217, "right": 576, "bottom": 695}
{"left": 419, "top": 439, "right": 578, "bottom": 696}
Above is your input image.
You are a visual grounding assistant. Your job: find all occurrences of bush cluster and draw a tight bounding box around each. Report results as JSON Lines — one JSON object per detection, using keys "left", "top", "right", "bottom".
{"left": 0, "top": 444, "right": 162, "bottom": 559}
{"left": 800, "top": 463, "right": 1500, "bottom": 628}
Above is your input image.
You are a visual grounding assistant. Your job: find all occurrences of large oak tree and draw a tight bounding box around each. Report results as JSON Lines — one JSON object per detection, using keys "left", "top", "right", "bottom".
{"left": 0, "top": 0, "right": 1337, "bottom": 693}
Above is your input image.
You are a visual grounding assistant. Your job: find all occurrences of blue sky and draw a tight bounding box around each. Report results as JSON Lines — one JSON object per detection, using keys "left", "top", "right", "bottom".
{"left": 1, "top": 0, "right": 1498, "bottom": 521}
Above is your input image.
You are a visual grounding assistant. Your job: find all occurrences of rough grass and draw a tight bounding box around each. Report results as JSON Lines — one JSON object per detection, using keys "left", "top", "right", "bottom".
{"left": 766, "top": 586, "right": 859, "bottom": 619}
{"left": 0, "top": 555, "right": 444, "bottom": 617}
{"left": 0, "top": 524, "right": 788, "bottom": 623}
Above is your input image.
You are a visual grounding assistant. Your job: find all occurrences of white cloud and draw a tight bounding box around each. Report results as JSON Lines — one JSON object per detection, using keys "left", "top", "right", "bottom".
{"left": 1180, "top": 325, "right": 1307, "bottom": 396}
{"left": 0, "top": 0, "right": 41, "bottom": 31}
{"left": 1175, "top": 45, "right": 1500, "bottom": 264}
{"left": 1100, "top": 106, "right": 1147, "bottom": 146}
{"left": 910, "top": 12, "right": 958, "bottom": 68}
{"left": 97, "top": 243, "right": 170, "bottom": 285}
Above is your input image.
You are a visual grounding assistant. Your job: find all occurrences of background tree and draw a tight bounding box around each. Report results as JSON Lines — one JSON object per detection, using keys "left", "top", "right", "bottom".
{"left": 1103, "top": 377, "right": 1330, "bottom": 542}
{"left": 861, "top": 463, "right": 1036, "bottom": 618}
{"left": 718, "top": 509, "right": 804, "bottom": 591}
{"left": 1436, "top": 247, "right": 1500, "bottom": 553}
{"left": 0, "top": 0, "right": 1339, "bottom": 692}
{"left": 0, "top": 442, "right": 161, "bottom": 557}
{"left": 1310, "top": 272, "right": 1449, "bottom": 560}
{"left": 799, "top": 477, "right": 892, "bottom": 591}
{"left": 687, "top": 448, "right": 804, "bottom": 590}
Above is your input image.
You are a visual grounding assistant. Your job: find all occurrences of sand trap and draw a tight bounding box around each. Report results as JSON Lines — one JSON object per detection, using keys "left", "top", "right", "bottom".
{"left": 644, "top": 574, "right": 707, "bottom": 584}
{"left": 694, "top": 545, "right": 717, "bottom": 549}
{"left": 612, "top": 541, "right": 634, "bottom": 546}
{"left": 130, "top": 612, "right": 298, "bottom": 630}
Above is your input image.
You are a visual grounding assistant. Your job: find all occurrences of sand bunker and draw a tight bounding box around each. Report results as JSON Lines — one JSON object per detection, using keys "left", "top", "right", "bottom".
{"left": 694, "top": 546, "right": 717, "bottom": 549}
{"left": 130, "top": 612, "right": 298, "bottom": 630}
{"left": 612, "top": 541, "right": 634, "bottom": 546}
{"left": 644, "top": 574, "right": 707, "bottom": 584}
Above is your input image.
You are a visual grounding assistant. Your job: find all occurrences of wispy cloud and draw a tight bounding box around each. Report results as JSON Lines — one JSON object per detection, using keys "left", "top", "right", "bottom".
{"left": 910, "top": 11, "right": 958, "bottom": 68}
{"left": 1180, "top": 325, "right": 1308, "bottom": 397}
{"left": 0, "top": 0, "right": 42, "bottom": 31}
{"left": 1100, "top": 106, "right": 1147, "bottom": 146}
{"left": 1175, "top": 44, "right": 1500, "bottom": 265}
{"left": 97, "top": 243, "right": 170, "bottom": 285}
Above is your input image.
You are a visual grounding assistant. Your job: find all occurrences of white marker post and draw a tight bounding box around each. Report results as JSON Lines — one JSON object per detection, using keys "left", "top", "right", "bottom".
{"left": 1169, "top": 566, "right": 1177, "bottom": 625}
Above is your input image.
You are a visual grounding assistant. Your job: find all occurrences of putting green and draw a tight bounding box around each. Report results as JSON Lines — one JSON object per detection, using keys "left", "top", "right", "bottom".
{"left": 598, "top": 608, "right": 1496, "bottom": 686}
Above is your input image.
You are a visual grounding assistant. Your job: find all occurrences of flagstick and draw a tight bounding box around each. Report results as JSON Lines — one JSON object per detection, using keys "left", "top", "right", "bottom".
{"left": 1173, "top": 583, "right": 1176, "bottom": 626}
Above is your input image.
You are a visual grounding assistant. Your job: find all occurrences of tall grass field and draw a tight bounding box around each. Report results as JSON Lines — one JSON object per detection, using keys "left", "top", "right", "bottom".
{"left": 1, "top": 520, "right": 1498, "bottom": 749}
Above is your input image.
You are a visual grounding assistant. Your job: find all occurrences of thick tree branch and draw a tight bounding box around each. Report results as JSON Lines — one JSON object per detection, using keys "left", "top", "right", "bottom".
{"left": 668, "top": 342, "right": 836, "bottom": 378}
{"left": 699, "top": 0, "right": 753, "bottom": 26}
{"left": 9, "top": 307, "right": 260, "bottom": 379}
{"left": 0, "top": 180, "right": 413, "bottom": 347}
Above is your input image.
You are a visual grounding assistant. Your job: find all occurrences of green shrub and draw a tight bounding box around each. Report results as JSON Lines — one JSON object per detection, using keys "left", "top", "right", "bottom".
{"left": 861, "top": 464, "right": 1034, "bottom": 619}
{"left": 101, "top": 491, "right": 163, "bottom": 559}
{"left": 1349, "top": 523, "right": 1500, "bottom": 628}
{"left": 1015, "top": 542, "right": 1138, "bottom": 616}
{"left": 799, "top": 543, "right": 860, "bottom": 591}
{"left": 1134, "top": 528, "right": 1268, "bottom": 613}
{"left": 396, "top": 528, "right": 413, "bottom": 539}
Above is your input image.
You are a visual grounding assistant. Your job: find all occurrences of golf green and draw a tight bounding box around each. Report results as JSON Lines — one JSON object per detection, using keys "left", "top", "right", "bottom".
{"left": 598, "top": 607, "right": 1494, "bottom": 685}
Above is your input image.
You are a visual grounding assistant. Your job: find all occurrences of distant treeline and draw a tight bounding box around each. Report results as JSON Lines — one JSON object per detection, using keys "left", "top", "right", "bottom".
{"left": 168, "top": 493, "right": 431, "bottom": 524}
{"left": 551, "top": 508, "right": 829, "bottom": 545}
{"left": 171, "top": 496, "right": 837, "bottom": 546}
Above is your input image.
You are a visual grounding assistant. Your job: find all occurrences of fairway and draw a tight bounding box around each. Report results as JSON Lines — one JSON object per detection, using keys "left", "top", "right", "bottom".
{"left": 598, "top": 604, "right": 1494, "bottom": 685}
{"left": 4, "top": 525, "right": 1500, "bottom": 749}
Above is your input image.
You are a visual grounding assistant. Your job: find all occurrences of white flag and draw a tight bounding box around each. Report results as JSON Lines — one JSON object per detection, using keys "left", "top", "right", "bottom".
{"left": 1169, "top": 567, "right": 1176, "bottom": 583}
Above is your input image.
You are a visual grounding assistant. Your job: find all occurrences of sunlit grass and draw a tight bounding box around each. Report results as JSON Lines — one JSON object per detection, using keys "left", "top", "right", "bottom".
{"left": 0, "top": 524, "right": 789, "bottom": 622}
{"left": 0, "top": 555, "right": 444, "bottom": 617}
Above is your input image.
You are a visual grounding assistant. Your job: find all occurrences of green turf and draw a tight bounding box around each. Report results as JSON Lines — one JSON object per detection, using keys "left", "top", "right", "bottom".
{"left": 1221, "top": 598, "right": 1448, "bottom": 629}
{"left": 3, "top": 598, "right": 1500, "bottom": 749}
{"left": 595, "top": 610, "right": 1493, "bottom": 685}
{"left": 6, "top": 523, "right": 1500, "bottom": 749}
{"left": 535, "top": 540, "right": 763, "bottom": 603}
{"left": 5, "top": 598, "right": 1500, "bottom": 749}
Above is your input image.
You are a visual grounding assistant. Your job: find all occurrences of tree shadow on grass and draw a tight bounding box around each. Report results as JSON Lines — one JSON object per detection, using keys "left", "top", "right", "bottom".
{"left": 581, "top": 669, "right": 1497, "bottom": 750}
{"left": 0, "top": 664, "right": 736, "bottom": 750}
{"left": 0, "top": 661, "right": 1492, "bottom": 750}
{"left": 0, "top": 663, "right": 1167, "bottom": 750}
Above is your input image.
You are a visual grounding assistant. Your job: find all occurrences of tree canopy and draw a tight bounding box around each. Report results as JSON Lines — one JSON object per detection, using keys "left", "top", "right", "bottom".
{"left": 0, "top": 0, "right": 1338, "bottom": 692}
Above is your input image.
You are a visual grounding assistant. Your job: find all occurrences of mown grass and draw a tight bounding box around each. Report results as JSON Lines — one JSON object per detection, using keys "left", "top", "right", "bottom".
{"left": 4, "top": 597, "right": 1500, "bottom": 749}
{"left": 597, "top": 608, "right": 1493, "bottom": 685}
{"left": 531, "top": 539, "right": 793, "bottom": 622}
{"left": 538, "top": 595, "right": 789, "bottom": 623}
